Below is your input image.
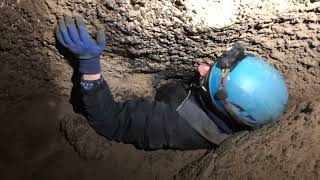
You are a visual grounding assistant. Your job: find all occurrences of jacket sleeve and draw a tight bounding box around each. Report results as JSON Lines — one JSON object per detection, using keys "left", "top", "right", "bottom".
{"left": 79, "top": 77, "right": 212, "bottom": 150}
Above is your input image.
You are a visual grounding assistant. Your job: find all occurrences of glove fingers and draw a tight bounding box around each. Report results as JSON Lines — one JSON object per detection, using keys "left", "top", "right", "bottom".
{"left": 65, "top": 15, "right": 82, "bottom": 45}
{"left": 55, "top": 25, "right": 67, "bottom": 47}
{"left": 58, "top": 18, "right": 75, "bottom": 47}
{"left": 75, "top": 16, "right": 95, "bottom": 46}
{"left": 96, "top": 28, "right": 106, "bottom": 49}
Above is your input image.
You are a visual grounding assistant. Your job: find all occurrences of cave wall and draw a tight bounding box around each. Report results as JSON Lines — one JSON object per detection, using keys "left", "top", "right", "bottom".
{"left": 1, "top": 0, "right": 320, "bottom": 179}
{"left": 2, "top": 0, "right": 319, "bottom": 108}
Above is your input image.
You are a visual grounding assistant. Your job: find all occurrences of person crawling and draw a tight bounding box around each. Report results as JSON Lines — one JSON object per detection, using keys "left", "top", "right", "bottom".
{"left": 55, "top": 15, "right": 288, "bottom": 150}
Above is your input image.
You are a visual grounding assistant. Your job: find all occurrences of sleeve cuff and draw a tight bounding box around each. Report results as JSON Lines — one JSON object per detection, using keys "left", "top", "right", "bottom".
{"left": 80, "top": 76, "right": 104, "bottom": 91}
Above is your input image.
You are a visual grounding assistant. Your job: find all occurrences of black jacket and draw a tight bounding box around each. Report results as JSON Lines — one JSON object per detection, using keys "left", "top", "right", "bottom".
{"left": 80, "top": 77, "right": 227, "bottom": 150}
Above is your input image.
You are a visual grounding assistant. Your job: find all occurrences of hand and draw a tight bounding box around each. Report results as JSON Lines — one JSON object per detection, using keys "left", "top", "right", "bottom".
{"left": 198, "top": 64, "right": 210, "bottom": 77}
{"left": 55, "top": 15, "right": 106, "bottom": 74}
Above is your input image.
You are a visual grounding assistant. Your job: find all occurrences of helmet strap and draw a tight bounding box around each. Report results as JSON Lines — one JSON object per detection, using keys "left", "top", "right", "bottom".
{"left": 213, "top": 43, "right": 255, "bottom": 129}
{"left": 214, "top": 68, "right": 249, "bottom": 128}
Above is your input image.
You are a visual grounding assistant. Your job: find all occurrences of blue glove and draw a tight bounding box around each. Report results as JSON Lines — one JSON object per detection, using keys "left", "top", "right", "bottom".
{"left": 56, "top": 16, "right": 106, "bottom": 74}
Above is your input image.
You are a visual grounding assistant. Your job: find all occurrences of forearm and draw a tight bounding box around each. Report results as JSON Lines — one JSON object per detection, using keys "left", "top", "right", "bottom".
{"left": 79, "top": 77, "right": 164, "bottom": 149}
{"left": 80, "top": 76, "right": 119, "bottom": 137}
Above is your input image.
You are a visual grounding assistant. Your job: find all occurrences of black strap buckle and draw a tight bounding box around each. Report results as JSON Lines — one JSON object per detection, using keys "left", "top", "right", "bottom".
{"left": 215, "top": 43, "right": 246, "bottom": 70}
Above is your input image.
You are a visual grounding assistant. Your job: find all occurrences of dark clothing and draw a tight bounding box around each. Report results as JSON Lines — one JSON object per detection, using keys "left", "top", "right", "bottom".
{"left": 79, "top": 77, "right": 228, "bottom": 150}
{"left": 177, "top": 93, "right": 230, "bottom": 144}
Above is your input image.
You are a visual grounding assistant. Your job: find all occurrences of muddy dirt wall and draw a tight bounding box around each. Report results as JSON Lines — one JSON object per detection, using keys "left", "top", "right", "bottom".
{"left": 1, "top": 0, "right": 319, "bottom": 179}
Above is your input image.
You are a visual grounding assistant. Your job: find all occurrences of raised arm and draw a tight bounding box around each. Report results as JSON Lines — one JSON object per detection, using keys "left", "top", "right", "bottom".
{"left": 56, "top": 15, "right": 212, "bottom": 150}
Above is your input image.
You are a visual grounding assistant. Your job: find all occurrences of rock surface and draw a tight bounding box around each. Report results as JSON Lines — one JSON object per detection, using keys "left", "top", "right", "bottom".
{"left": 177, "top": 99, "right": 320, "bottom": 180}
{"left": 0, "top": 0, "right": 319, "bottom": 179}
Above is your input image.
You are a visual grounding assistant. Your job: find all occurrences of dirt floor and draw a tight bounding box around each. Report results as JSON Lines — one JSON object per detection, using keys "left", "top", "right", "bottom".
{"left": 1, "top": 0, "right": 320, "bottom": 180}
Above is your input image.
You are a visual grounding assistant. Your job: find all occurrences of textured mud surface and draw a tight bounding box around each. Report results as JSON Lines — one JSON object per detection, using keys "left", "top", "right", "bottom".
{"left": 177, "top": 99, "right": 320, "bottom": 180}
{"left": 1, "top": 0, "right": 320, "bottom": 179}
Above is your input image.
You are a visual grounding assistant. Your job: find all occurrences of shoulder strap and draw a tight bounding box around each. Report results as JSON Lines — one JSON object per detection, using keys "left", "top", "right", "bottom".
{"left": 176, "top": 91, "right": 229, "bottom": 145}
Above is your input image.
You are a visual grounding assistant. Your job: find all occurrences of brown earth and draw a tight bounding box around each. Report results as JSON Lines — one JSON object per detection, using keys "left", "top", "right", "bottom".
{"left": 0, "top": 0, "right": 319, "bottom": 180}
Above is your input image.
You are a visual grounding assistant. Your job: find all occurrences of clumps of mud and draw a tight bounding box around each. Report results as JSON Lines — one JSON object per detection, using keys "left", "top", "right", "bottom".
{"left": 1, "top": 0, "right": 320, "bottom": 179}
{"left": 60, "top": 114, "right": 112, "bottom": 160}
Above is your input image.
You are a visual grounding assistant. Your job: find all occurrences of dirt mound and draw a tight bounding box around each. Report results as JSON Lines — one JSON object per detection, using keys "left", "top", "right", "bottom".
{"left": 1, "top": 0, "right": 320, "bottom": 179}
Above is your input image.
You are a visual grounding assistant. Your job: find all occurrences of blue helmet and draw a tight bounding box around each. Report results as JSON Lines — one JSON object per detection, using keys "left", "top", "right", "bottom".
{"left": 208, "top": 55, "right": 288, "bottom": 128}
